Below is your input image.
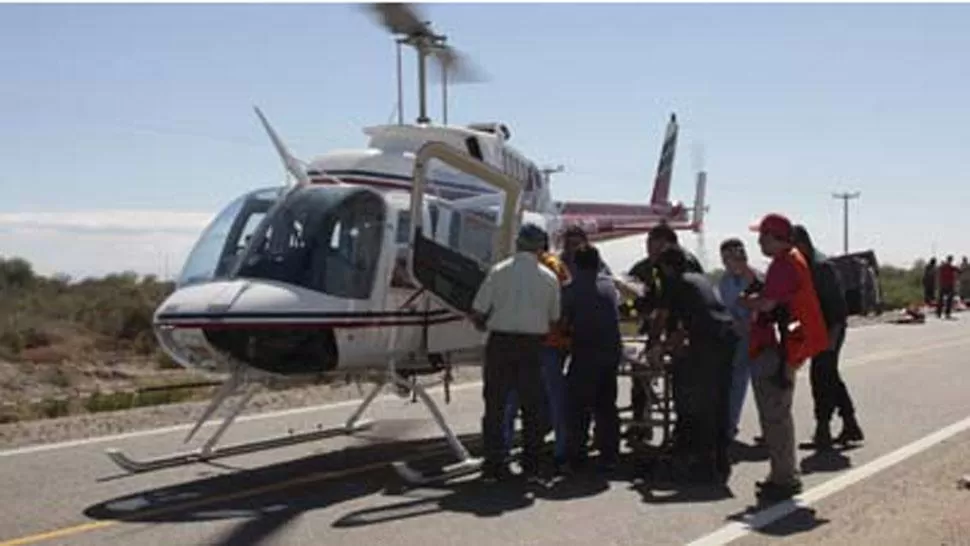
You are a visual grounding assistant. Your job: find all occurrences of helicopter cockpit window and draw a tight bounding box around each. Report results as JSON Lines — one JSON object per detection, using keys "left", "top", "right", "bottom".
{"left": 237, "top": 187, "right": 386, "bottom": 300}
{"left": 177, "top": 187, "right": 282, "bottom": 288}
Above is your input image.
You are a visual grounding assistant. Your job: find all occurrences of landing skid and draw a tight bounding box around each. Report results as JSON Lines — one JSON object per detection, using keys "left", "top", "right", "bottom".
{"left": 385, "top": 371, "right": 482, "bottom": 485}
{"left": 103, "top": 360, "right": 481, "bottom": 486}
{"left": 104, "top": 362, "right": 379, "bottom": 474}
{"left": 105, "top": 420, "right": 374, "bottom": 473}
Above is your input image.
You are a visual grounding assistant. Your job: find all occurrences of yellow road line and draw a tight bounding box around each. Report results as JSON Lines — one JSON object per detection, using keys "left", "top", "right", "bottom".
{"left": 0, "top": 522, "right": 116, "bottom": 546}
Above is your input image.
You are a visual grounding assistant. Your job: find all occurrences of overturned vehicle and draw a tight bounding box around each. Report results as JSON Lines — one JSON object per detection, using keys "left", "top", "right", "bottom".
{"left": 829, "top": 249, "right": 882, "bottom": 316}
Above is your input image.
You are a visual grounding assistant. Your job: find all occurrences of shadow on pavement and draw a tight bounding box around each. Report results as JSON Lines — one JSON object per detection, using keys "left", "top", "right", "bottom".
{"left": 725, "top": 502, "right": 830, "bottom": 539}
{"left": 757, "top": 507, "right": 831, "bottom": 537}
{"left": 629, "top": 454, "right": 735, "bottom": 505}
{"left": 799, "top": 449, "right": 852, "bottom": 475}
{"left": 333, "top": 458, "right": 622, "bottom": 529}
{"left": 84, "top": 432, "right": 485, "bottom": 546}
{"left": 83, "top": 430, "right": 627, "bottom": 545}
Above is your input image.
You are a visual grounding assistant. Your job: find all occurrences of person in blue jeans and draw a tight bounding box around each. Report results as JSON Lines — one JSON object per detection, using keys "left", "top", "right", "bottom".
{"left": 503, "top": 348, "right": 568, "bottom": 466}
{"left": 717, "top": 238, "right": 764, "bottom": 441}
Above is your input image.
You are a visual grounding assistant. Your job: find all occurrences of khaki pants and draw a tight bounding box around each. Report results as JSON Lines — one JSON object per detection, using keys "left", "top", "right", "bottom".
{"left": 751, "top": 347, "right": 799, "bottom": 486}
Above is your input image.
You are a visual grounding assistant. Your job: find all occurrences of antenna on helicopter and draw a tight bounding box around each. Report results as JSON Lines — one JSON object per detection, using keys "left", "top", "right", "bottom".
{"left": 365, "top": 3, "right": 486, "bottom": 126}
{"left": 541, "top": 164, "right": 565, "bottom": 183}
{"left": 396, "top": 37, "right": 405, "bottom": 125}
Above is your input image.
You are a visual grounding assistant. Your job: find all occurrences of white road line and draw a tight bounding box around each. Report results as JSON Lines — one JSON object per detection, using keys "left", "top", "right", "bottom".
{"left": 0, "top": 381, "right": 483, "bottom": 457}
{"left": 686, "top": 413, "right": 970, "bottom": 546}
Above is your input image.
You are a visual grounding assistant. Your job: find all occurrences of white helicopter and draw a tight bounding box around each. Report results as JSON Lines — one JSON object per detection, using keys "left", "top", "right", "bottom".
{"left": 105, "top": 3, "right": 708, "bottom": 485}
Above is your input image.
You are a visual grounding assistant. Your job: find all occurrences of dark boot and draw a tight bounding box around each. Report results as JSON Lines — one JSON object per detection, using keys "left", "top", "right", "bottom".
{"left": 836, "top": 415, "right": 864, "bottom": 444}
{"left": 756, "top": 479, "right": 803, "bottom": 501}
{"left": 813, "top": 421, "right": 833, "bottom": 450}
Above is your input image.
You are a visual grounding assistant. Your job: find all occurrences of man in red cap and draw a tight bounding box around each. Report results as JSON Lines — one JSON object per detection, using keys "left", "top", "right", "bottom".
{"left": 740, "top": 213, "right": 828, "bottom": 501}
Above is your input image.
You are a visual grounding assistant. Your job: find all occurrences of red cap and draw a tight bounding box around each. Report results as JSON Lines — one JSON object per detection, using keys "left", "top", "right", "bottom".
{"left": 751, "top": 213, "right": 792, "bottom": 241}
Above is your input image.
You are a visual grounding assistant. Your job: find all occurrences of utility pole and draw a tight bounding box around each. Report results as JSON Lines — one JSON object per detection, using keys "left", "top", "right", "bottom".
{"left": 833, "top": 191, "right": 861, "bottom": 254}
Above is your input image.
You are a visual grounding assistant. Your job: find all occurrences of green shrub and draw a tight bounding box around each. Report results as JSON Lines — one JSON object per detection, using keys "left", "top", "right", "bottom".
{"left": 0, "top": 255, "right": 175, "bottom": 360}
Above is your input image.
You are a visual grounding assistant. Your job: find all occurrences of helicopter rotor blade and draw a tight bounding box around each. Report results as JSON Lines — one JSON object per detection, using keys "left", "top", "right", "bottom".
{"left": 253, "top": 106, "right": 312, "bottom": 188}
{"left": 430, "top": 47, "right": 489, "bottom": 84}
{"left": 364, "top": 3, "right": 431, "bottom": 37}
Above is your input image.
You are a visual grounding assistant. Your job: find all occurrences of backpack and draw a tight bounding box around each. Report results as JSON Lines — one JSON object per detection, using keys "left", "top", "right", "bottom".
{"left": 812, "top": 259, "right": 848, "bottom": 329}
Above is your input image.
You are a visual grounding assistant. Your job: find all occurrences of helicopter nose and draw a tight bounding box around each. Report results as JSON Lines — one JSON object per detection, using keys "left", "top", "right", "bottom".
{"left": 154, "top": 279, "right": 343, "bottom": 376}
{"left": 202, "top": 326, "right": 339, "bottom": 376}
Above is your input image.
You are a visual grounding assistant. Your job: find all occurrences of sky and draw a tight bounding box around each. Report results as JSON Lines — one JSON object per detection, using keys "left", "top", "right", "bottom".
{"left": 2, "top": 2, "right": 969, "bottom": 280}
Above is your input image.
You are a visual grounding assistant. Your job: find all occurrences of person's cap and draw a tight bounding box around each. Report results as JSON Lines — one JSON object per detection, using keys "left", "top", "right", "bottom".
{"left": 750, "top": 213, "right": 793, "bottom": 241}
{"left": 516, "top": 223, "right": 547, "bottom": 251}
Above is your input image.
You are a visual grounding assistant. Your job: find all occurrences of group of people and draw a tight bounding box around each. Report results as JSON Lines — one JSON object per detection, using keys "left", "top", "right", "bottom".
{"left": 470, "top": 224, "right": 623, "bottom": 484}
{"left": 922, "top": 255, "right": 970, "bottom": 319}
{"left": 468, "top": 212, "right": 865, "bottom": 502}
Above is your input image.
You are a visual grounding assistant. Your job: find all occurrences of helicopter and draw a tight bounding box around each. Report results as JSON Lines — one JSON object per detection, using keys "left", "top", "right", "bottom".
{"left": 104, "top": 3, "right": 708, "bottom": 485}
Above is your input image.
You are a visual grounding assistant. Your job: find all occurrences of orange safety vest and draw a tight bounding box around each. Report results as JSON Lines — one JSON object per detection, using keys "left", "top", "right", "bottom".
{"left": 539, "top": 252, "right": 571, "bottom": 350}
{"left": 778, "top": 248, "right": 829, "bottom": 368}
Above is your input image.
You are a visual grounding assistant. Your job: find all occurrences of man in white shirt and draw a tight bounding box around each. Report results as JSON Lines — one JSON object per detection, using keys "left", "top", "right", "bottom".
{"left": 471, "top": 223, "right": 561, "bottom": 483}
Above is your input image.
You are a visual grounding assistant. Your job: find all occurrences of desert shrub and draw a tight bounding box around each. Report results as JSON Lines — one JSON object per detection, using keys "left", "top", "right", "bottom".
{"left": 0, "top": 255, "right": 175, "bottom": 359}
{"left": 879, "top": 265, "right": 923, "bottom": 310}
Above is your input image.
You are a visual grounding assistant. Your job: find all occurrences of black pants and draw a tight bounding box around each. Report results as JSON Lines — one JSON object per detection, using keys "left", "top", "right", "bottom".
{"left": 482, "top": 332, "right": 543, "bottom": 474}
{"left": 809, "top": 325, "right": 856, "bottom": 424}
{"left": 670, "top": 355, "right": 691, "bottom": 453}
{"left": 565, "top": 345, "right": 621, "bottom": 464}
{"left": 631, "top": 323, "right": 651, "bottom": 423}
{"left": 678, "top": 342, "right": 734, "bottom": 477}
{"left": 937, "top": 287, "right": 955, "bottom": 318}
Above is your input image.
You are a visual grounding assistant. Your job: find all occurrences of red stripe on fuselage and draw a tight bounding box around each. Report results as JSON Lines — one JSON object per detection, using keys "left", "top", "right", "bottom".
{"left": 158, "top": 315, "right": 465, "bottom": 331}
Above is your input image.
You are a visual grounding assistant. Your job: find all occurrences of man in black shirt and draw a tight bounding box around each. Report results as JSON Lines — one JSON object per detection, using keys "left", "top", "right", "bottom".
{"left": 626, "top": 223, "right": 704, "bottom": 449}
{"left": 792, "top": 225, "right": 864, "bottom": 449}
{"left": 650, "top": 246, "right": 737, "bottom": 483}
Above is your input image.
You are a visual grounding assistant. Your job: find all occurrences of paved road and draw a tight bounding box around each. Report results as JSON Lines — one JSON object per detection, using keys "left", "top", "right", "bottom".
{"left": 1, "top": 318, "right": 969, "bottom": 546}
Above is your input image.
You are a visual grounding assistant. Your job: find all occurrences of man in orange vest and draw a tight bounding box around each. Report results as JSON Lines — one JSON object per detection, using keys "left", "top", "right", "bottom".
{"left": 741, "top": 213, "right": 828, "bottom": 502}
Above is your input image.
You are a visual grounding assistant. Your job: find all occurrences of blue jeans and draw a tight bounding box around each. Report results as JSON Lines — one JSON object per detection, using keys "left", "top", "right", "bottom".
{"left": 503, "top": 347, "right": 567, "bottom": 461}
{"left": 728, "top": 334, "right": 752, "bottom": 439}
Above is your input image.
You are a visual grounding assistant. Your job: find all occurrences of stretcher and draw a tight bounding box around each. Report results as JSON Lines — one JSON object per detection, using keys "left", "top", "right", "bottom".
{"left": 619, "top": 335, "right": 677, "bottom": 455}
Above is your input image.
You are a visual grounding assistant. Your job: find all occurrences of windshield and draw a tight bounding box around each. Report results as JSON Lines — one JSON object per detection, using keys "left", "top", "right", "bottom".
{"left": 236, "top": 186, "right": 386, "bottom": 300}
{"left": 177, "top": 187, "right": 284, "bottom": 287}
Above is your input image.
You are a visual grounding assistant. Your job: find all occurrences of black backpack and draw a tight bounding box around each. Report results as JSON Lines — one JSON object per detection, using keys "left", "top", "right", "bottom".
{"left": 812, "top": 259, "right": 848, "bottom": 329}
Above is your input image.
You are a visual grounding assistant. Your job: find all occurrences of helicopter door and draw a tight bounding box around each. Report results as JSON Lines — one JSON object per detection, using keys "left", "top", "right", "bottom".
{"left": 408, "top": 142, "right": 522, "bottom": 315}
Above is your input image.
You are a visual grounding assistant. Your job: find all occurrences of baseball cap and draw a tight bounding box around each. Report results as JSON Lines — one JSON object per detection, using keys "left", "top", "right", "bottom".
{"left": 750, "top": 213, "right": 793, "bottom": 241}
{"left": 516, "top": 223, "right": 547, "bottom": 251}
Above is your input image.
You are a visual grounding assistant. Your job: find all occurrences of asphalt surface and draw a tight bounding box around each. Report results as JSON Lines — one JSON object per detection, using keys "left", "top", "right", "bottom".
{"left": 1, "top": 317, "right": 969, "bottom": 546}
